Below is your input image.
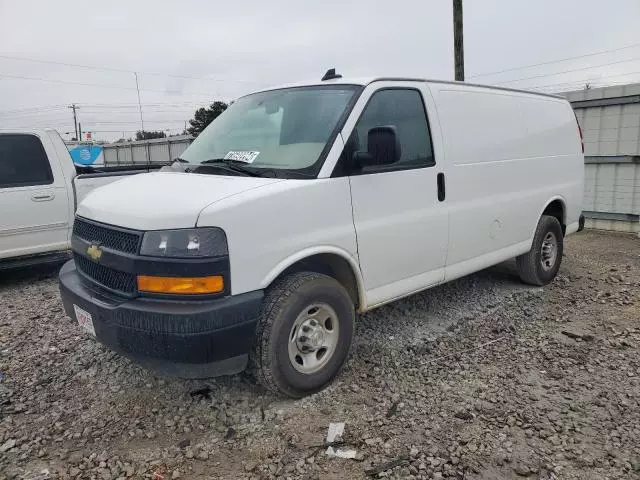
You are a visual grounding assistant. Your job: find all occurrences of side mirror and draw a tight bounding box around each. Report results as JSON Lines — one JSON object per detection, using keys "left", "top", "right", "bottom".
{"left": 352, "top": 126, "right": 401, "bottom": 168}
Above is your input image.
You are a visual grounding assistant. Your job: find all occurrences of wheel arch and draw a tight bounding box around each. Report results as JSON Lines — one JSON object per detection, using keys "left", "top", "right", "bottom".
{"left": 260, "top": 247, "right": 366, "bottom": 311}
{"left": 538, "top": 196, "right": 567, "bottom": 235}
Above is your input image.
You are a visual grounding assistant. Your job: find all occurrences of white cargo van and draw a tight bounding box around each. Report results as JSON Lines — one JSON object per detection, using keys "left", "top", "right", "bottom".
{"left": 59, "top": 72, "right": 584, "bottom": 397}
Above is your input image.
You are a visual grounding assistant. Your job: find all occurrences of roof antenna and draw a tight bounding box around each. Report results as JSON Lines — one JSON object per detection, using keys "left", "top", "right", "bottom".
{"left": 321, "top": 68, "right": 342, "bottom": 81}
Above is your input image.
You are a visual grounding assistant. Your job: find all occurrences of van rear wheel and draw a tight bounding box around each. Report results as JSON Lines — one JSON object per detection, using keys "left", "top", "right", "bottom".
{"left": 516, "top": 215, "right": 564, "bottom": 286}
{"left": 252, "top": 272, "right": 354, "bottom": 398}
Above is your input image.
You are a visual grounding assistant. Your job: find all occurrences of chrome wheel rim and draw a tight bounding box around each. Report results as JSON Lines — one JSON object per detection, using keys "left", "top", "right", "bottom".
{"left": 540, "top": 232, "right": 558, "bottom": 271}
{"left": 288, "top": 303, "right": 339, "bottom": 374}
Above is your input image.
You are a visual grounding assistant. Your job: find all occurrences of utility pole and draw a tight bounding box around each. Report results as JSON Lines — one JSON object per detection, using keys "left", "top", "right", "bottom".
{"left": 68, "top": 104, "right": 80, "bottom": 140}
{"left": 78, "top": 122, "right": 83, "bottom": 141}
{"left": 134, "top": 72, "right": 144, "bottom": 133}
{"left": 453, "top": 0, "right": 464, "bottom": 81}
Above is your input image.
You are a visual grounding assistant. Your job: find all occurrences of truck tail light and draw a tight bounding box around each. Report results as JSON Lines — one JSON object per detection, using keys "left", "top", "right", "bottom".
{"left": 137, "top": 275, "right": 224, "bottom": 294}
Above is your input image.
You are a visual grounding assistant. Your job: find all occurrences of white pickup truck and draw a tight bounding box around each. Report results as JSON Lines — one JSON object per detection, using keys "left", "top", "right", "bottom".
{"left": 59, "top": 72, "right": 585, "bottom": 397}
{"left": 0, "top": 129, "right": 154, "bottom": 269}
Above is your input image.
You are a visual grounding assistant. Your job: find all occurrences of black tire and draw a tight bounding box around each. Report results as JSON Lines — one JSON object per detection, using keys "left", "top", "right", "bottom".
{"left": 516, "top": 215, "right": 564, "bottom": 286}
{"left": 252, "top": 271, "right": 355, "bottom": 398}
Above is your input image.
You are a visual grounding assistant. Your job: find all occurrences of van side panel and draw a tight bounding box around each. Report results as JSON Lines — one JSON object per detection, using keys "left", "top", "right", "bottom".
{"left": 429, "top": 84, "right": 583, "bottom": 277}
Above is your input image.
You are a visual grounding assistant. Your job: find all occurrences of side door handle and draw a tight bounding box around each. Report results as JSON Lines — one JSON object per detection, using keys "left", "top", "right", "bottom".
{"left": 31, "top": 193, "right": 55, "bottom": 202}
{"left": 437, "top": 173, "right": 445, "bottom": 202}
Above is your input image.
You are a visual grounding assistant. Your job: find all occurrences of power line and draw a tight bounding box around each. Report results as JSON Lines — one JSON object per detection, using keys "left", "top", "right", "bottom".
{"left": 79, "top": 119, "right": 189, "bottom": 124}
{"left": 0, "top": 111, "right": 73, "bottom": 118}
{"left": 0, "top": 102, "right": 207, "bottom": 115}
{"left": 78, "top": 130, "right": 141, "bottom": 133}
{"left": 0, "top": 105, "right": 68, "bottom": 115}
{"left": 4, "top": 122, "right": 187, "bottom": 130}
{"left": 74, "top": 130, "right": 178, "bottom": 133}
{"left": 530, "top": 81, "right": 633, "bottom": 92}
{"left": 0, "top": 110, "right": 194, "bottom": 121}
{"left": 0, "top": 125, "right": 150, "bottom": 133}
{"left": 79, "top": 103, "right": 205, "bottom": 109}
{"left": 80, "top": 101, "right": 208, "bottom": 107}
{"left": 80, "top": 107, "right": 203, "bottom": 114}
{"left": 468, "top": 42, "right": 640, "bottom": 79}
{"left": 528, "top": 80, "right": 618, "bottom": 91}
{"left": 0, "top": 110, "right": 196, "bottom": 122}
{"left": 493, "top": 57, "right": 640, "bottom": 85}
{"left": 0, "top": 54, "right": 261, "bottom": 84}
{"left": 3, "top": 117, "right": 188, "bottom": 125}
{"left": 0, "top": 73, "right": 224, "bottom": 97}
{"left": 521, "top": 70, "right": 640, "bottom": 91}
{"left": 0, "top": 54, "right": 132, "bottom": 74}
{"left": 0, "top": 108, "right": 198, "bottom": 118}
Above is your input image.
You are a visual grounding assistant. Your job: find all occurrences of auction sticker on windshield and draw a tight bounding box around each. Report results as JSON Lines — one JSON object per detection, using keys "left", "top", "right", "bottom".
{"left": 224, "top": 151, "right": 260, "bottom": 163}
{"left": 74, "top": 304, "right": 96, "bottom": 336}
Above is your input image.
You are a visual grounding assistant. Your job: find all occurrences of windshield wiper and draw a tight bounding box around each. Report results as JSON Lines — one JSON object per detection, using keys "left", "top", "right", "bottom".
{"left": 197, "top": 158, "right": 264, "bottom": 177}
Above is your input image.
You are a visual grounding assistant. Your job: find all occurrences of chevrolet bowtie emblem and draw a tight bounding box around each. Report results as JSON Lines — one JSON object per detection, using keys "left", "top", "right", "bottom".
{"left": 87, "top": 244, "right": 103, "bottom": 261}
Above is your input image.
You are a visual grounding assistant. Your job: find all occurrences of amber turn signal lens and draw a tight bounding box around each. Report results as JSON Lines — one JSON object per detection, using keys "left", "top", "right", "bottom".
{"left": 137, "top": 275, "right": 224, "bottom": 294}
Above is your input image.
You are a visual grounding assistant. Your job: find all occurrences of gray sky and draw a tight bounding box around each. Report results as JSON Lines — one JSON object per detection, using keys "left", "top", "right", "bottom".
{"left": 1, "top": 0, "right": 639, "bottom": 141}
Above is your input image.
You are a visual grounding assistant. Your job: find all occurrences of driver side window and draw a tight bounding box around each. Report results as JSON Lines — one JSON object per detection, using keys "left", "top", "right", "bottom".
{"left": 339, "top": 88, "right": 435, "bottom": 175}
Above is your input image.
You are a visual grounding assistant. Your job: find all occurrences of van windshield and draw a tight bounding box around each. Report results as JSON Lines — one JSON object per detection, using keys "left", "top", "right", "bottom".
{"left": 179, "top": 85, "right": 360, "bottom": 178}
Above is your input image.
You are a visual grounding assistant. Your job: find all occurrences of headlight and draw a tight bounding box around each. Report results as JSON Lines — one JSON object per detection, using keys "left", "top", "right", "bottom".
{"left": 140, "top": 228, "right": 227, "bottom": 258}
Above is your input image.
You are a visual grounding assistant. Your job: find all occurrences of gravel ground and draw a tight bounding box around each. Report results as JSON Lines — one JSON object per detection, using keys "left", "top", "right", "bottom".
{"left": 1, "top": 230, "right": 639, "bottom": 480}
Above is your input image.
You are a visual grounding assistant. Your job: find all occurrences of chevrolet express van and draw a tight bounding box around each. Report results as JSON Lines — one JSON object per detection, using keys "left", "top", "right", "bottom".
{"left": 59, "top": 71, "right": 584, "bottom": 397}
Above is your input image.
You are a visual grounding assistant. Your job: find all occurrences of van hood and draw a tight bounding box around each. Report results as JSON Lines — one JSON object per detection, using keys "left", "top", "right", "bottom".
{"left": 76, "top": 172, "right": 283, "bottom": 230}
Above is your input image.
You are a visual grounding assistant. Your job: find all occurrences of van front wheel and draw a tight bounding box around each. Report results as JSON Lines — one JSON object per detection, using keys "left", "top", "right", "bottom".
{"left": 516, "top": 215, "right": 564, "bottom": 286}
{"left": 252, "top": 272, "right": 354, "bottom": 398}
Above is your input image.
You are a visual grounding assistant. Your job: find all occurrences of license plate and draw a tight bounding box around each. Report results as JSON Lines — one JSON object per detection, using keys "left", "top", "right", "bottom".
{"left": 73, "top": 304, "right": 96, "bottom": 336}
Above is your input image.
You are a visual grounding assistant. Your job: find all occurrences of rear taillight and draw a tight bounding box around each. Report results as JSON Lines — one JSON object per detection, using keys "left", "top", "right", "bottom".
{"left": 575, "top": 113, "right": 584, "bottom": 154}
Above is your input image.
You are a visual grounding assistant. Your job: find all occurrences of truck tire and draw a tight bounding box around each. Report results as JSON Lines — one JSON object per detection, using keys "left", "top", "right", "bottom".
{"left": 516, "top": 215, "right": 564, "bottom": 286}
{"left": 252, "top": 272, "right": 355, "bottom": 398}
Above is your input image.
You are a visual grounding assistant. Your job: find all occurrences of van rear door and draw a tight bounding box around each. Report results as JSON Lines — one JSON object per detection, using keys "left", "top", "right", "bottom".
{"left": 343, "top": 82, "right": 449, "bottom": 307}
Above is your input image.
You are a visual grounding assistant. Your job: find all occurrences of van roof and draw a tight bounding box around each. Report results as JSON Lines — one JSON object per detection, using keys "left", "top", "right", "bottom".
{"left": 254, "top": 76, "right": 564, "bottom": 100}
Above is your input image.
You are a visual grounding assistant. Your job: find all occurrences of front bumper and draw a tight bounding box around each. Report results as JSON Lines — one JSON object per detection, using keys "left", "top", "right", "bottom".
{"left": 59, "top": 260, "right": 263, "bottom": 378}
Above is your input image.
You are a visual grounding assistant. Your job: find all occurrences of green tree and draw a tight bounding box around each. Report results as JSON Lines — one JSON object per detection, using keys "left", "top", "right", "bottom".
{"left": 135, "top": 130, "right": 166, "bottom": 141}
{"left": 187, "top": 101, "right": 228, "bottom": 137}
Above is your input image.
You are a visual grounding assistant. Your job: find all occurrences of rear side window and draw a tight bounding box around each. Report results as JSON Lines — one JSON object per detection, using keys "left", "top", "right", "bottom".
{"left": 348, "top": 88, "right": 435, "bottom": 171}
{"left": 0, "top": 134, "right": 53, "bottom": 188}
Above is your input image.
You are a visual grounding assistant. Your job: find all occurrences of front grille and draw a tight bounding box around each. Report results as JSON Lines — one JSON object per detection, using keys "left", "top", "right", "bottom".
{"left": 73, "top": 218, "right": 141, "bottom": 255}
{"left": 74, "top": 253, "right": 136, "bottom": 295}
